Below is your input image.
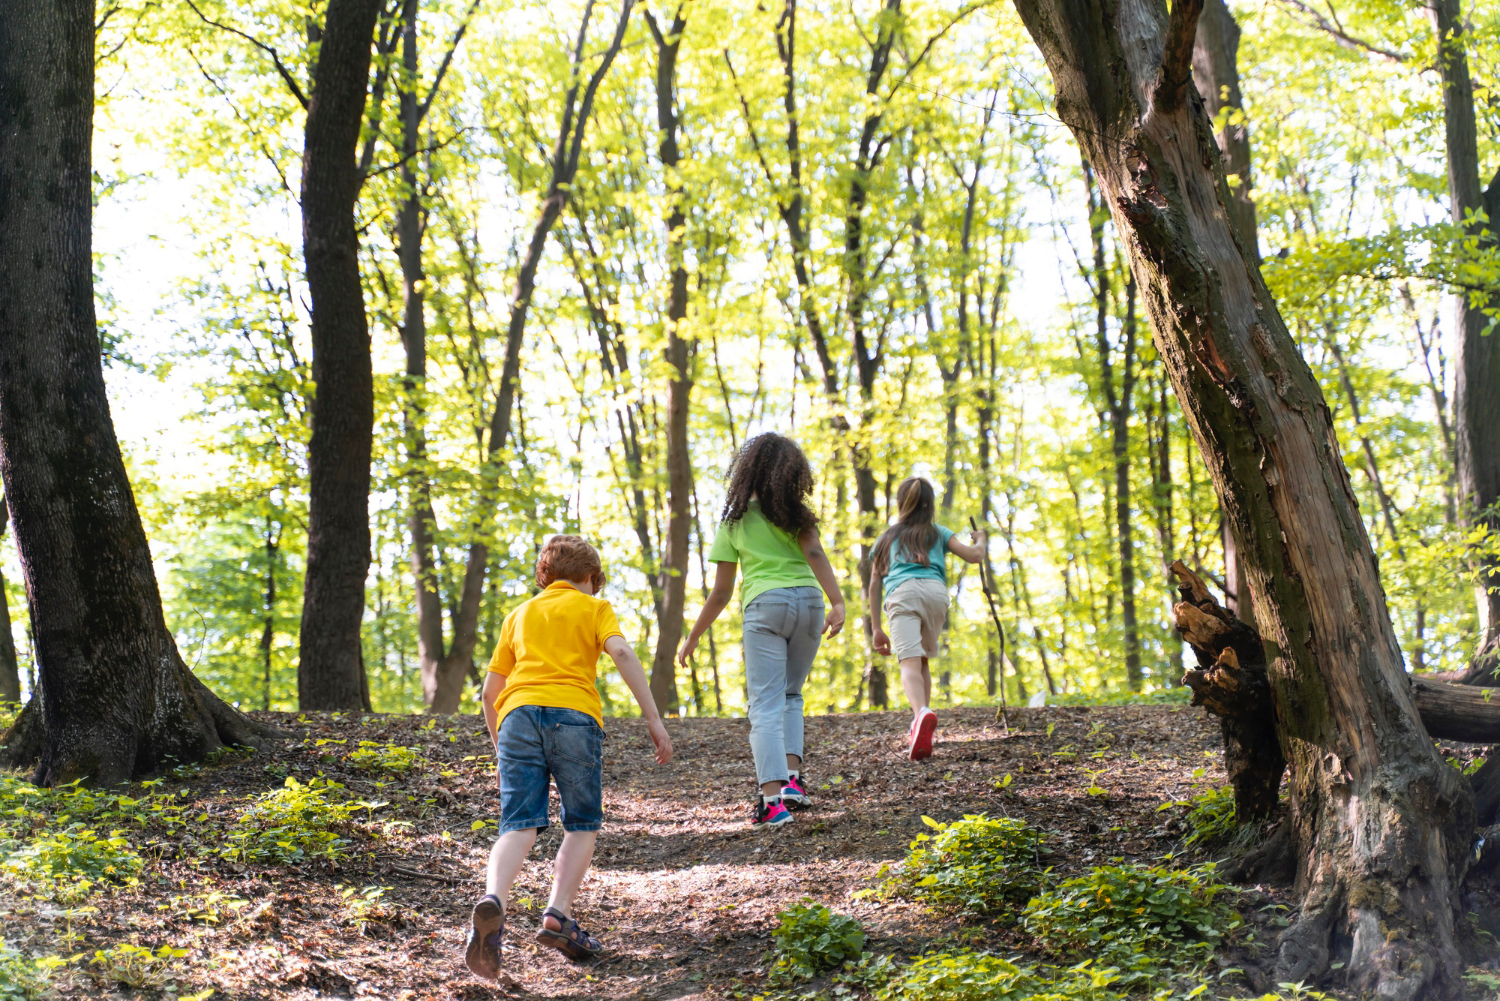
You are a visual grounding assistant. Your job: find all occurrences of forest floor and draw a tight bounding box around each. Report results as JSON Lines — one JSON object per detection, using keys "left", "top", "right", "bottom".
{"left": 5, "top": 703, "right": 1475, "bottom": 1000}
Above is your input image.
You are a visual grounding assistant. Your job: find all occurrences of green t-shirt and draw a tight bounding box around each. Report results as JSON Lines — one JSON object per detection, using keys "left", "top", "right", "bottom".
{"left": 708, "top": 502, "right": 819, "bottom": 608}
{"left": 883, "top": 524, "right": 956, "bottom": 595}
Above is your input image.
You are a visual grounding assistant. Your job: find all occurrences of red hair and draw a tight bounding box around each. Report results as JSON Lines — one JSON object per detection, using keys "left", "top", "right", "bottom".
{"left": 535, "top": 535, "right": 606, "bottom": 591}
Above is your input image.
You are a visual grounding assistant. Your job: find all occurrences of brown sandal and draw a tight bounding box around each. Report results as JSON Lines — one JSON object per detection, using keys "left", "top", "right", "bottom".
{"left": 535, "top": 906, "right": 602, "bottom": 960}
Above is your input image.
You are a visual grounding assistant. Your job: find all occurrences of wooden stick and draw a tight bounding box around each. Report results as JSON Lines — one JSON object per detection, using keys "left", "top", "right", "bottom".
{"left": 971, "top": 517, "right": 1009, "bottom": 734}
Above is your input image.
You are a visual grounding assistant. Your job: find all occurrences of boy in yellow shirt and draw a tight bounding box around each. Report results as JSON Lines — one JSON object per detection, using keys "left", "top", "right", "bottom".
{"left": 465, "top": 535, "right": 672, "bottom": 979}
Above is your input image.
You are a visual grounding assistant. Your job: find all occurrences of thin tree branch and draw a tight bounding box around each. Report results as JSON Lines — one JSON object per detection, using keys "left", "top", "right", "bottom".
{"left": 417, "top": 0, "right": 483, "bottom": 124}
{"left": 1156, "top": 0, "right": 1205, "bottom": 112}
{"left": 1273, "top": 0, "right": 1409, "bottom": 63}
{"left": 184, "top": 0, "right": 310, "bottom": 109}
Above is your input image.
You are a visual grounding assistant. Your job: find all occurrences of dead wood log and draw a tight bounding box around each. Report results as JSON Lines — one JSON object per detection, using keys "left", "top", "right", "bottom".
{"left": 1170, "top": 561, "right": 1284, "bottom": 822}
{"left": 1171, "top": 560, "right": 1500, "bottom": 825}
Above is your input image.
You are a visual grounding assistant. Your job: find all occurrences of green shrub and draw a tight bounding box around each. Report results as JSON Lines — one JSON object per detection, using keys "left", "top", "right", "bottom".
{"left": 344, "top": 741, "right": 423, "bottom": 775}
{"left": 2, "top": 825, "right": 142, "bottom": 901}
{"left": 221, "top": 776, "right": 357, "bottom": 865}
{"left": 889, "top": 815, "right": 1045, "bottom": 915}
{"left": 1021, "top": 863, "right": 1236, "bottom": 970}
{"left": 877, "top": 951, "right": 1123, "bottom": 1001}
{"left": 769, "top": 901, "right": 867, "bottom": 983}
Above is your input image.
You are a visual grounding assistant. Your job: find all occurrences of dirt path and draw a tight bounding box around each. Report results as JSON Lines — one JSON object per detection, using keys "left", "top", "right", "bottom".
{"left": 9, "top": 705, "right": 1229, "bottom": 1000}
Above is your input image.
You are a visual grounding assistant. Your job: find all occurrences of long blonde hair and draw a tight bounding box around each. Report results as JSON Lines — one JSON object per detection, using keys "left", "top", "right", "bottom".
{"left": 871, "top": 478, "right": 938, "bottom": 578}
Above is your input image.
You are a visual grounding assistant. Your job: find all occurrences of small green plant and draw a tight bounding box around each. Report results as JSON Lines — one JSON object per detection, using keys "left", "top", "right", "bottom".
{"left": 221, "top": 776, "right": 357, "bottom": 865}
{"left": 88, "top": 942, "right": 190, "bottom": 991}
{"left": 1021, "top": 863, "right": 1237, "bottom": 971}
{"left": 2, "top": 825, "right": 142, "bottom": 901}
{"left": 887, "top": 815, "right": 1045, "bottom": 915}
{"left": 876, "top": 951, "right": 1123, "bottom": 1001}
{"left": 1179, "top": 783, "right": 1240, "bottom": 848}
{"left": 337, "top": 884, "right": 397, "bottom": 935}
{"left": 161, "top": 890, "right": 249, "bottom": 925}
{"left": 344, "top": 741, "right": 424, "bottom": 775}
{"left": 0, "top": 938, "right": 57, "bottom": 1001}
{"left": 769, "top": 901, "right": 866, "bottom": 983}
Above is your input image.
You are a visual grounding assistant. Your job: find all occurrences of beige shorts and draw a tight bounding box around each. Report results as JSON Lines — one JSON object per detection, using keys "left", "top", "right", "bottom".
{"left": 884, "top": 578, "right": 949, "bottom": 661}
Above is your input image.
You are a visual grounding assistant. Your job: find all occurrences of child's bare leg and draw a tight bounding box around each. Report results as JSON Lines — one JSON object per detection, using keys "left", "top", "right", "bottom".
{"left": 542, "top": 830, "right": 599, "bottom": 927}
{"left": 900, "top": 657, "right": 929, "bottom": 714}
{"left": 786, "top": 753, "right": 801, "bottom": 774}
{"left": 486, "top": 829, "right": 537, "bottom": 904}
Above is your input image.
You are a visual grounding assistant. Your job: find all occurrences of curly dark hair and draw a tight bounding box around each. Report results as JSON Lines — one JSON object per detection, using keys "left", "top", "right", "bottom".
{"left": 721, "top": 432, "right": 819, "bottom": 535}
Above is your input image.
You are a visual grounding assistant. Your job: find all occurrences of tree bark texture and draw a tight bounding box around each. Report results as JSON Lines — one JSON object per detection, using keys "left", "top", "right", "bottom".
{"left": 0, "top": 0, "right": 277, "bottom": 784}
{"left": 1430, "top": 0, "right": 1500, "bottom": 686}
{"left": 1010, "top": 1, "right": 1473, "bottom": 994}
{"left": 297, "top": 0, "right": 383, "bottom": 711}
{"left": 646, "top": 5, "right": 691, "bottom": 716}
{"left": 1191, "top": 0, "right": 1256, "bottom": 260}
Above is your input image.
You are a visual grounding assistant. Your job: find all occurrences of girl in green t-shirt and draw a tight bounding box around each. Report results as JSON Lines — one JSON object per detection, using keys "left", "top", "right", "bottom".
{"left": 677, "top": 433, "right": 846, "bottom": 828}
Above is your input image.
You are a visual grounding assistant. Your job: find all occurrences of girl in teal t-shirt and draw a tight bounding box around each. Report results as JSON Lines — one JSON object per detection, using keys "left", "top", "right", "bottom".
{"left": 869, "top": 477, "right": 987, "bottom": 761}
{"left": 678, "top": 433, "right": 845, "bottom": 828}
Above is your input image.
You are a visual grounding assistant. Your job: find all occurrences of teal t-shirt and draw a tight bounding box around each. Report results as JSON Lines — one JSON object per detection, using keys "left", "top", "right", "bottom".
{"left": 883, "top": 524, "right": 956, "bottom": 595}
{"left": 708, "top": 502, "right": 819, "bottom": 608}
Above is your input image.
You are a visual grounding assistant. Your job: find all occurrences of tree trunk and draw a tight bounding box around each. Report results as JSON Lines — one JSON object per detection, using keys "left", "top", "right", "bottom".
{"left": 432, "top": 0, "right": 635, "bottom": 689}
{"left": 0, "top": 0, "right": 278, "bottom": 784}
{"left": 1429, "top": 0, "right": 1500, "bottom": 685}
{"left": 297, "top": 0, "right": 383, "bottom": 711}
{"left": 0, "top": 501, "right": 21, "bottom": 704}
{"left": 646, "top": 6, "right": 691, "bottom": 717}
{"left": 1010, "top": 1, "right": 1474, "bottom": 994}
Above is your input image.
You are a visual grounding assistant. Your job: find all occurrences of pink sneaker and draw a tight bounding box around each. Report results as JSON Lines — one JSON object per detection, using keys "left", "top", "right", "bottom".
{"left": 909, "top": 708, "right": 937, "bottom": 761}
{"left": 780, "top": 774, "right": 812, "bottom": 810}
{"left": 751, "top": 796, "right": 793, "bottom": 829}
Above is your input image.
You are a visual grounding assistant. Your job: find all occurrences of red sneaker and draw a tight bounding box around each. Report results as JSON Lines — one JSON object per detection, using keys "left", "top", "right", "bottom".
{"left": 780, "top": 774, "right": 812, "bottom": 810}
{"left": 909, "top": 708, "right": 937, "bottom": 761}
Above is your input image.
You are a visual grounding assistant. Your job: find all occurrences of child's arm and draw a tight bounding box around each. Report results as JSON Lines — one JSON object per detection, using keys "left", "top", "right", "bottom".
{"left": 604, "top": 635, "right": 674, "bottom": 764}
{"left": 677, "top": 561, "right": 738, "bottom": 667}
{"left": 481, "top": 670, "right": 507, "bottom": 748}
{"left": 948, "top": 527, "right": 989, "bottom": 565}
{"left": 799, "top": 529, "right": 846, "bottom": 636}
{"left": 869, "top": 570, "right": 890, "bottom": 655}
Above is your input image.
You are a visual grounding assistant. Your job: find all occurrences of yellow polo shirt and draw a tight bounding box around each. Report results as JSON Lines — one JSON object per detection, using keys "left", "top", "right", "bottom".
{"left": 487, "top": 581, "right": 623, "bottom": 728}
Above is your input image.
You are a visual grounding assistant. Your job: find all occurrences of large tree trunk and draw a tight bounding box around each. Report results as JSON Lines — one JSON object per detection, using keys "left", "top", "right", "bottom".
{"left": 1430, "top": 0, "right": 1500, "bottom": 685}
{"left": 1011, "top": 1, "right": 1473, "bottom": 995}
{"left": 297, "top": 0, "right": 383, "bottom": 711}
{"left": 646, "top": 5, "right": 691, "bottom": 717}
{"left": 0, "top": 0, "right": 278, "bottom": 784}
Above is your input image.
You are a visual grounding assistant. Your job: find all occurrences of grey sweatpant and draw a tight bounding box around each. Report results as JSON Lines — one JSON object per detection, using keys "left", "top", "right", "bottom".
{"left": 742, "top": 586, "right": 825, "bottom": 785}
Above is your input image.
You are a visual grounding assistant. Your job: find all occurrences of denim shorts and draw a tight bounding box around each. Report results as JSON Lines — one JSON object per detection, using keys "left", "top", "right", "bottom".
{"left": 496, "top": 705, "right": 604, "bottom": 834}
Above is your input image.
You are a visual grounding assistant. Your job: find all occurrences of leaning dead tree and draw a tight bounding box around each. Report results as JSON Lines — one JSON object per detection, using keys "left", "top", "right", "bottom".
{"left": 1174, "top": 561, "right": 1500, "bottom": 815}
{"left": 0, "top": 0, "right": 279, "bottom": 785}
{"left": 1011, "top": 0, "right": 1473, "bottom": 995}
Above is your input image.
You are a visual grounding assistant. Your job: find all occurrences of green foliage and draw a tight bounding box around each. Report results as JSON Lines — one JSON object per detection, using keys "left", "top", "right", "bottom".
{"left": 1, "top": 825, "right": 142, "bottom": 901}
{"left": 1021, "top": 864, "right": 1237, "bottom": 971}
{"left": 344, "top": 741, "right": 424, "bottom": 775}
{"left": 88, "top": 942, "right": 190, "bottom": 991}
{"left": 0, "top": 704, "right": 20, "bottom": 734}
{"left": 1179, "top": 784, "right": 1241, "bottom": 848}
{"left": 769, "top": 901, "right": 867, "bottom": 984}
{"left": 337, "top": 884, "right": 397, "bottom": 936}
{"left": 0, "top": 939, "right": 55, "bottom": 1001}
{"left": 220, "top": 776, "right": 357, "bottom": 865}
{"left": 877, "top": 951, "right": 1123, "bottom": 1001}
{"left": 888, "top": 815, "right": 1046, "bottom": 915}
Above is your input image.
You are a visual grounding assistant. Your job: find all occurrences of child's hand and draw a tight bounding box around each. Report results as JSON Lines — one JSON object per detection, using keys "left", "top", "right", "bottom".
{"left": 823, "top": 603, "right": 845, "bottom": 637}
{"left": 675, "top": 635, "right": 699, "bottom": 669}
{"left": 971, "top": 528, "right": 988, "bottom": 547}
{"left": 872, "top": 626, "right": 890, "bottom": 656}
{"left": 647, "top": 717, "right": 674, "bottom": 764}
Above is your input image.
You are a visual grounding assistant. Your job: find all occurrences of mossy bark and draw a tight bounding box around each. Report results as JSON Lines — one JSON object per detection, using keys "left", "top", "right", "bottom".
{"left": 1011, "top": 0, "right": 1473, "bottom": 995}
